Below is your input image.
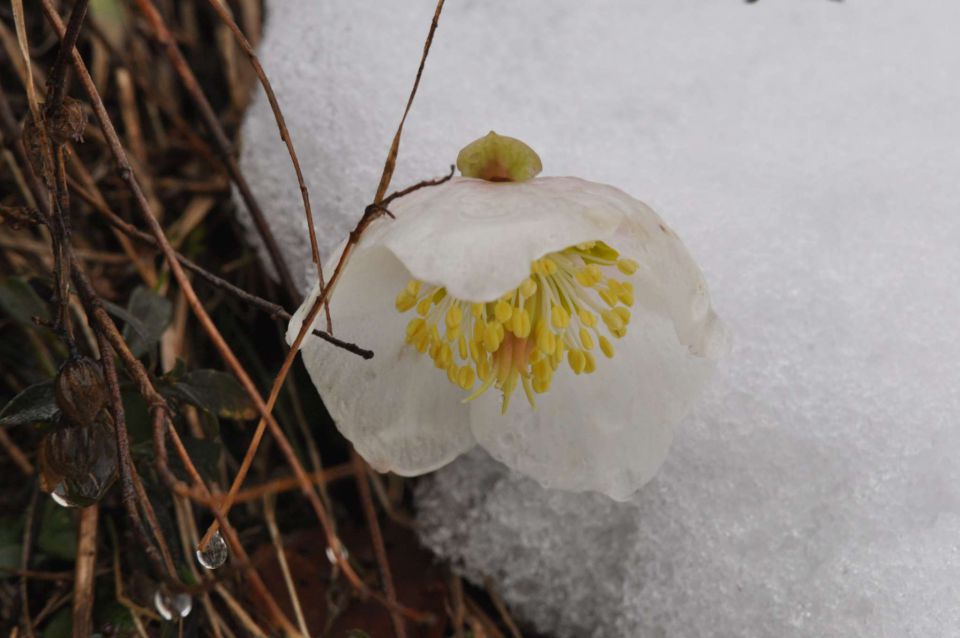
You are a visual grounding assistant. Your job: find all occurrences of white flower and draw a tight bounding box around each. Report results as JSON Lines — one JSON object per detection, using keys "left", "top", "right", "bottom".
{"left": 289, "top": 133, "right": 726, "bottom": 500}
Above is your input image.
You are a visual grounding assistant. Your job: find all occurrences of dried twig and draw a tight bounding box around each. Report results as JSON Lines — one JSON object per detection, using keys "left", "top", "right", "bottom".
{"left": 203, "top": 0, "right": 327, "bottom": 305}
{"left": 72, "top": 505, "right": 98, "bottom": 638}
{"left": 353, "top": 451, "right": 406, "bottom": 638}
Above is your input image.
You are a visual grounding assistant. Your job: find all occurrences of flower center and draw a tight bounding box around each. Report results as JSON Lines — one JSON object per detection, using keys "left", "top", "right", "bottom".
{"left": 395, "top": 241, "right": 638, "bottom": 413}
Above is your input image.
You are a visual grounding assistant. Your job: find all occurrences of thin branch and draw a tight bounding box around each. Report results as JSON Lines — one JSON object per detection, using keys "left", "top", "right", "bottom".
{"left": 203, "top": 0, "right": 327, "bottom": 306}
{"left": 353, "top": 451, "right": 406, "bottom": 638}
{"left": 72, "top": 504, "right": 98, "bottom": 638}
{"left": 45, "top": 0, "right": 89, "bottom": 113}
{"left": 67, "top": 179, "right": 373, "bottom": 358}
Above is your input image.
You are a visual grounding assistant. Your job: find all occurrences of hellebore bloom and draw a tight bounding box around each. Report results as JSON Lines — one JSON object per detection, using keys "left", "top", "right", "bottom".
{"left": 289, "top": 133, "right": 726, "bottom": 500}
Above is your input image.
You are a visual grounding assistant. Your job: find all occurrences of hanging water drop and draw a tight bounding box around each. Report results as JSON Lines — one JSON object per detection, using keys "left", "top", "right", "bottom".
{"left": 196, "top": 530, "right": 228, "bottom": 569}
{"left": 154, "top": 588, "right": 193, "bottom": 621}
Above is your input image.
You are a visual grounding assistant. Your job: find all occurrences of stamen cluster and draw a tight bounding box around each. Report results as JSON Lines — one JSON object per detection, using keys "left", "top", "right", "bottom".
{"left": 395, "top": 241, "right": 639, "bottom": 412}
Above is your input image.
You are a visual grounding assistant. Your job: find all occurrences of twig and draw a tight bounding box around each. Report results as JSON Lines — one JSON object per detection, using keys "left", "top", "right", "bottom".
{"left": 18, "top": 489, "right": 39, "bottom": 638}
{"left": 45, "top": 0, "right": 89, "bottom": 114}
{"left": 203, "top": 0, "right": 327, "bottom": 308}
{"left": 353, "top": 451, "right": 406, "bottom": 638}
{"left": 373, "top": 0, "right": 446, "bottom": 203}
{"left": 72, "top": 504, "right": 98, "bottom": 638}
{"left": 66, "top": 179, "right": 372, "bottom": 358}
{"left": 0, "top": 427, "right": 34, "bottom": 475}
{"left": 229, "top": 463, "right": 354, "bottom": 505}
{"left": 263, "top": 496, "right": 310, "bottom": 638}
{"left": 131, "top": 0, "right": 299, "bottom": 302}
{"left": 485, "top": 580, "right": 523, "bottom": 638}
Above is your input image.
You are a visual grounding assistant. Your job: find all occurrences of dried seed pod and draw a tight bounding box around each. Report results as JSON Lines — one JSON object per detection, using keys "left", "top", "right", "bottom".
{"left": 47, "top": 97, "right": 86, "bottom": 146}
{"left": 55, "top": 356, "right": 107, "bottom": 428}
{"left": 39, "top": 418, "right": 118, "bottom": 507}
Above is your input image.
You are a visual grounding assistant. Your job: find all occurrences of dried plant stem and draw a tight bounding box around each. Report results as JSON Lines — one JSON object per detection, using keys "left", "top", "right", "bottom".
{"left": 353, "top": 451, "right": 407, "bottom": 638}
{"left": 72, "top": 505, "right": 98, "bottom": 638}
{"left": 65, "top": 178, "right": 372, "bottom": 357}
{"left": 263, "top": 496, "right": 310, "bottom": 638}
{"left": 203, "top": 0, "right": 327, "bottom": 303}
{"left": 45, "top": 0, "right": 89, "bottom": 113}
{"left": 0, "top": 427, "right": 34, "bottom": 475}
{"left": 18, "top": 489, "right": 39, "bottom": 638}
{"left": 229, "top": 463, "right": 354, "bottom": 505}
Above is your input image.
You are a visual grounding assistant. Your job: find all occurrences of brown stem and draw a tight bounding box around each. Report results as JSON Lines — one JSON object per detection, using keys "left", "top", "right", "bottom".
{"left": 353, "top": 451, "right": 407, "bottom": 638}
{"left": 45, "top": 0, "right": 89, "bottom": 114}
{"left": 202, "top": 0, "right": 328, "bottom": 313}
{"left": 72, "top": 504, "right": 98, "bottom": 638}
{"left": 66, "top": 178, "right": 373, "bottom": 358}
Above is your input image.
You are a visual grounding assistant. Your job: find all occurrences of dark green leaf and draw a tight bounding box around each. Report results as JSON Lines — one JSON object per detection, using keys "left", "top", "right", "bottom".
{"left": 170, "top": 370, "right": 256, "bottom": 420}
{"left": 171, "top": 435, "right": 221, "bottom": 482}
{"left": 37, "top": 499, "right": 77, "bottom": 561}
{"left": 0, "top": 381, "right": 58, "bottom": 427}
{"left": 120, "top": 390, "right": 151, "bottom": 444}
{"left": 0, "top": 277, "right": 49, "bottom": 325}
{"left": 0, "top": 516, "right": 23, "bottom": 580}
{"left": 116, "top": 287, "right": 172, "bottom": 357}
{"left": 42, "top": 607, "right": 72, "bottom": 638}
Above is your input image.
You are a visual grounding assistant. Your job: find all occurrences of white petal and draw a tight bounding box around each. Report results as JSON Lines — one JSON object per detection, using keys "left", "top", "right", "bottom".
{"left": 468, "top": 311, "right": 717, "bottom": 500}
{"left": 288, "top": 245, "right": 476, "bottom": 475}
{"left": 380, "top": 177, "right": 628, "bottom": 301}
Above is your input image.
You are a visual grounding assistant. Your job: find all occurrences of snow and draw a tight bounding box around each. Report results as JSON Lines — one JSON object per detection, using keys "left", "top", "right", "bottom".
{"left": 239, "top": 1, "right": 960, "bottom": 636}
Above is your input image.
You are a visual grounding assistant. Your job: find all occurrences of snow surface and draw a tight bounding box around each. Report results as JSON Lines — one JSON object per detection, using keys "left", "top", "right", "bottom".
{"left": 239, "top": 1, "right": 960, "bottom": 636}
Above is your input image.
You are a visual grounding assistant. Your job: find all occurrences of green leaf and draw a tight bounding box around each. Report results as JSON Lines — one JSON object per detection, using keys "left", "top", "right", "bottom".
{"left": 120, "top": 390, "right": 151, "bottom": 444}
{"left": 170, "top": 370, "right": 256, "bottom": 420}
{"left": 0, "top": 516, "right": 24, "bottom": 580}
{"left": 171, "top": 435, "right": 221, "bottom": 482}
{"left": 0, "top": 277, "right": 49, "bottom": 325}
{"left": 0, "top": 381, "right": 58, "bottom": 427}
{"left": 42, "top": 607, "right": 72, "bottom": 638}
{"left": 37, "top": 499, "right": 77, "bottom": 561}
{"left": 116, "top": 287, "right": 172, "bottom": 357}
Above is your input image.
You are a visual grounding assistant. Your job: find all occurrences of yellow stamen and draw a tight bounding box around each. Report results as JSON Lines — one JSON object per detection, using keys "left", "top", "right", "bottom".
{"left": 395, "top": 240, "right": 637, "bottom": 412}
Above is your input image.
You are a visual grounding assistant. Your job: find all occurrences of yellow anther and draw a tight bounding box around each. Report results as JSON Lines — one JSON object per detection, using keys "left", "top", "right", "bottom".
{"left": 446, "top": 305, "right": 463, "bottom": 329}
{"left": 536, "top": 323, "right": 556, "bottom": 355}
{"left": 598, "top": 288, "right": 618, "bottom": 307}
{"left": 579, "top": 328, "right": 595, "bottom": 350}
{"left": 458, "top": 333, "right": 469, "bottom": 359}
{"left": 602, "top": 310, "right": 624, "bottom": 332}
{"left": 405, "top": 318, "right": 425, "bottom": 340}
{"left": 613, "top": 306, "right": 631, "bottom": 324}
{"left": 511, "top": 309, "right": 531, "bottom": 338}
{"left": 578, "top": 308, "right": 597, "bottom": 328}
{"left": 483, "top": 322, "right": 502, "bottom": 352}
{"left": 471, "top": 303, "right": 484, "bottom": 318}
{"left": 395, "top": 291, "right": 417, "bottom": 312}
{"left": 446, "top": 325, "right": 461, "bottom": 343}
{"left": 599, "top": 335, "right": 615, "bottom": 358}
{"left": 406, "top": 279, "right": 422, "bottom": 295}
{"left": 617, "top": 258, "right": 639, "bottom": 275}
{"left": 583, "top": 351, "right": 596, "bottom": 374}
{"left": 494, "top": 299, "right": 513, "bottom": 323}
{"left": 576, "top": 241, "right": 597, "bottom": 251}
{"left": 551, "top": 305, "right": 570, "bottom": 330}
{"left": 520, "top": 277, "right": 538, "bottom": 298}
{"left": 458, "top": 366, "right": 476, "bottom": 390}
{"left": 568, "top": 349, "right": 586, "bottom": 375}
{"left": 543, "top": 258, "right": 558, "bottom": 275}
{"left": 416, "top": 297, "right": 432, "bottom": 316}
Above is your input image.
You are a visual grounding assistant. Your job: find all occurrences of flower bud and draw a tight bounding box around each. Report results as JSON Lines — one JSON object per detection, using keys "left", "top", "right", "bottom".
{"left": 55, "top": 356, "right": 107, "bottom": 428}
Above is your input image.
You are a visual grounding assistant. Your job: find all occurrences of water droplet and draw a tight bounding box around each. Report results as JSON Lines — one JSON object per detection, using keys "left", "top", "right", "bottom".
{"left": 196, "top": 530, "right": 228, "bottom": 569}
{"left": 325, "top": 542, "right": 348, "bottom": 565}
{"left": 154, "top": 588, "right": 192, "bottom": 621}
